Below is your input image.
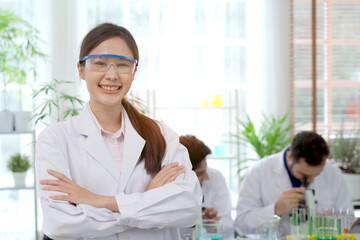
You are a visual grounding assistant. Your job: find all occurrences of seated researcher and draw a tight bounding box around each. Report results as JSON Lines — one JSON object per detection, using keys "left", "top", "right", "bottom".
{"left": 235, "top": 131, "right": 354, "bottom": 237}
{"left": 180, "top": 135, "right": 234, "bottom": 239}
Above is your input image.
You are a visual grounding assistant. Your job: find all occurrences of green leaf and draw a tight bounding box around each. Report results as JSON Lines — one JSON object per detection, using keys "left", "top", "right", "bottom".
{"left": 7, "top": 152, "right": 31, "bottom": 172}
{"left": 31, "top": 78, "right": 84, "bottom": 125}
{"left": 0, "top": 8, "right": 46, "bottom": 99}
{"left": 330, "top": 121, "right": 360, "bottom": 173}
{"left": 232, "top": 111, "right": 293, "bottom": 182}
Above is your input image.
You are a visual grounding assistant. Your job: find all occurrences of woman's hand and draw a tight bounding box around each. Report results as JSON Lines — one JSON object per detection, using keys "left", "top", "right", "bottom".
{"left": 202, "top": 207, "right": 221, "bottom": 221}
{"left": 40, "top": 169, "right": 117, "bottom": 210}
{"left": 146, "top": 162, "right": 185, "bottom": 191}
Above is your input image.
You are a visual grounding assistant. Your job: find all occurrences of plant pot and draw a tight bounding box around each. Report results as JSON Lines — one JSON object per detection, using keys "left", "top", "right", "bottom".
{"left": 343, "top": 173, "right": 360, "bottom": 201}
{"left": 12, "top": 171, "right": 27, "bottom": 188}
{"left": 0, "top": 110, "right": 14, "bottom": 133}
{"left": 14, "top": 111, "right": 33, "bottom": 132}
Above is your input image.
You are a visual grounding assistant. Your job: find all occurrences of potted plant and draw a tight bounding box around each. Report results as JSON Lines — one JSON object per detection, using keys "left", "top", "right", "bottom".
{"left": 232, "top": 112, "right": 293, "bottom": 181}
{"left": 0, "top": 8, "right": 45, "bottom": 132}
{"left": 330, "top": 125, "right": 360, "bottom": 201}
{"left": 7, "top": 152, "right": 31, "bottom": 187}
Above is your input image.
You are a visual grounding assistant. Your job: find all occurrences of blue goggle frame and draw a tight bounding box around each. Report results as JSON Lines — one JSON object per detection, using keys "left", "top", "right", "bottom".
{"left": 80, "top": 54, "right": 138, "bottom": 65}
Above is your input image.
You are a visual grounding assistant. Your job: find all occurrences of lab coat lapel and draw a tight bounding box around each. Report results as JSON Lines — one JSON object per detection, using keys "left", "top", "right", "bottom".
{"left": 272, "top": 150, "right": 292, "bottom": 190}
{"left": 76, "top": 106, "right": 121, "bottom": 182}
{"left": 119, "top": 109, "right": 146, "bottom": 192}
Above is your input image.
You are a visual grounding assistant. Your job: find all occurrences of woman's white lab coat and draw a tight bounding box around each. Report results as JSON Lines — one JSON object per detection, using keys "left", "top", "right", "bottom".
{"left": 235, "top": 149, "right": 354, "bottom": 237}
{"left": 35, "top": 105, "right": 202, "bottom": 240}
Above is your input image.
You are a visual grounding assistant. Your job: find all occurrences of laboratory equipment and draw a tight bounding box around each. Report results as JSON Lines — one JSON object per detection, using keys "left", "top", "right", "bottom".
{"left": 299, "top": 177, "right": 317, "bottom": 220}
{"left": 256, "top": 215, "right": 281, "bottom": 240}
{"left": 288, "top": 207, "right": 356, "bottom": 240}
{"left": 291, "top": 207, "right": 308, "bottom": 240}
{"left": 196, "top": 219, "right": 223, "bottom": 240}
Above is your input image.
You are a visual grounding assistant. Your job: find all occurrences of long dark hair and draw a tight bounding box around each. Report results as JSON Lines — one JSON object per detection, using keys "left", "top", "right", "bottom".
{"left": 79, "top": 23, "right": 166, "bottom": 175}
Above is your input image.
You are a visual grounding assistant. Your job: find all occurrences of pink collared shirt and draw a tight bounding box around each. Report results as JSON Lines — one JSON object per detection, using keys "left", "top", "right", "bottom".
{"left": 88, "top": 103, "right": 124, "bottom": 171}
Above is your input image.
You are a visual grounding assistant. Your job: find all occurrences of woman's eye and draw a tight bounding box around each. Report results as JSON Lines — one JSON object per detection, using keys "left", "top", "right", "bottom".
{"left": 94, "top": 61, "right": 107, "bottom": 66}
{"left": 117, "top": 63, "right": 130, "bottom": 68}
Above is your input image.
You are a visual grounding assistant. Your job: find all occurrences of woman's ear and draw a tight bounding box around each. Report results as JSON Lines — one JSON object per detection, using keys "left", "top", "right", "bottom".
{"left": 77, "top": 62, "right": 85, "bottom": 80}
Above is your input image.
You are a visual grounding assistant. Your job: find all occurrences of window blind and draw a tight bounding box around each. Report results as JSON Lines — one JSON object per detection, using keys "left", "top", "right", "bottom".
{"left": 292, "top": 0, "right": 360, "bottom": 139}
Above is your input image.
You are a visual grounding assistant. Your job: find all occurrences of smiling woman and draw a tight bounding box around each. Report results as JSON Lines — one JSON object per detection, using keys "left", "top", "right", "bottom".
{"left": 78, "top": 36, "right": 136, "bottom": 115}
{"left": 35, "top": 23, "right": 202, "bottom": 240}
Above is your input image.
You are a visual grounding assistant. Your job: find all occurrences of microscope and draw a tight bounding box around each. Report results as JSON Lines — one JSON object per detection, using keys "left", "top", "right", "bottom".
{"left": 299, "top": 177, "right": 316, "bottom": 219}
{"left": 290, "top": 177, "right": 317, "bottom": 238}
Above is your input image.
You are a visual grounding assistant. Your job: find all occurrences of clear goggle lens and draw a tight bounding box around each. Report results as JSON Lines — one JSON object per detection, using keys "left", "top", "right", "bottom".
{"left": 84, "top": 55, "right": 136, "bottom": 74}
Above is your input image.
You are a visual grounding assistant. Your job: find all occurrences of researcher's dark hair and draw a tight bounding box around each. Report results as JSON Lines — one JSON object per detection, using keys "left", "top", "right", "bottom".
{"left": 79, "top": 23, "right": 165, "bottom": 175}
{"left": 179, "top": 135, "right": 211, "bottom": 170}
{"left": 290, "top": 131, "right": 329, "bottom": 166}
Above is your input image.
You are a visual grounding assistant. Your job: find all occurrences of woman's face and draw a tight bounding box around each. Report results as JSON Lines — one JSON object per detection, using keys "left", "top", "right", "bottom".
{"left": 78, "top": 37, "right": 135, "bottom": 111}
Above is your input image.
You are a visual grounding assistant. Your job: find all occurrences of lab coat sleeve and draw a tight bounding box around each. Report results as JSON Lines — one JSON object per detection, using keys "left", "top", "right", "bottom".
{"left": 235, "top": 165, "right": 275, "bottom": 235}
{"left": 36, "top": 126, "right": 128, "bottom": 239}
{"left": 115, "top": 124, "right": 203, "bottom": 229}
{"left": 210, "top": 170, "right": 234, "bottom": 239}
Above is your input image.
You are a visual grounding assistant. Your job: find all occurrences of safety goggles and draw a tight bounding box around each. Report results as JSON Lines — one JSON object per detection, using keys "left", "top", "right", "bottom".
{"left": 80, "top": 54, "right": 138, "bottom": 74}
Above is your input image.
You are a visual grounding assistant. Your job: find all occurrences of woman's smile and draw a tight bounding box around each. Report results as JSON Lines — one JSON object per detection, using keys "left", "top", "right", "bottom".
{"left": 98, "top": 84, "right": 122, "bottom": 94}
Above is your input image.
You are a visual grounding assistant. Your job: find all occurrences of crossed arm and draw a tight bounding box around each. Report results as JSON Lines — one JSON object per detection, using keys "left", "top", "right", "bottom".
{"left": 40, "top": 162, "right": 185, "bottom": 212}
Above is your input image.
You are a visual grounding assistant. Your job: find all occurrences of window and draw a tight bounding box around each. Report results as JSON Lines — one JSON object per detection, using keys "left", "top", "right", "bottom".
{"left": 84, "top": 0, "right": 246, "bottom": 88}
{"left": 292, "top": 0, "right": 360, "bottom": 138}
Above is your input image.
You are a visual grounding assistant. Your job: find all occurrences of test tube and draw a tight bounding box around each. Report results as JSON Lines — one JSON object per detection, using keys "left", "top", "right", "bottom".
{"left": 337, "top": 217, "right": 342, "bottom": 235}
{"left": 322, "top": 215, "right": 327, "bottom": 228}
{"left": 291, "top": 208, "right": 299, "bottom": 240}
{"left": 323, "top": 216, "right": 328, "bottom": 235}
{"left": 315, "top": 215, "right": 321, "bottom": 235}
{"left": 308, "top": 215, "right": 313, "bottom": 236}
{"left": 331, "top": 207, "right": 342, "bottom": 235}
{"left": 329, "top": 217, "right": 334, "bottom": 230}
{"left": 340, "top": 207, "right": 350, "bottom": 234}
{"left": 299, "top": 208, "right": 307, "bottom": 238}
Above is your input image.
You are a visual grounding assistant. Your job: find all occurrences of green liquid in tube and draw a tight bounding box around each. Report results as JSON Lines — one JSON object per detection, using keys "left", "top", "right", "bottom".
{"left": 308, "top": 216, "right": 313, "bottom": 235}
{"left": 336, "top": 218, "right": 342, "bottom": 235}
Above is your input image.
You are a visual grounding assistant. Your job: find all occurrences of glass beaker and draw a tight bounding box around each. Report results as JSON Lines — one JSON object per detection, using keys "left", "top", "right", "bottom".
{"left": 195, "top": 219, "right": 223, "bottom": 240}
{"left": 256, "top": 215, "right": 281, "bottom": 240}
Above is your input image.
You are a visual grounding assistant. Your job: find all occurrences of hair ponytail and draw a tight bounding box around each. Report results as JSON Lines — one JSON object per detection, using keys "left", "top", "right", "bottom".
{"left": 122, "top": 99, "right": 166, "bottom": 175}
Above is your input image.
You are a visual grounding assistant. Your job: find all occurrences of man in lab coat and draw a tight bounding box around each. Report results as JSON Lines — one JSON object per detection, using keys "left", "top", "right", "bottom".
{"left": 179, "top": 135, "right": 234, "bottom": 239}
{"left": 235, "top": 131, "right": 354, "bottom": 237}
